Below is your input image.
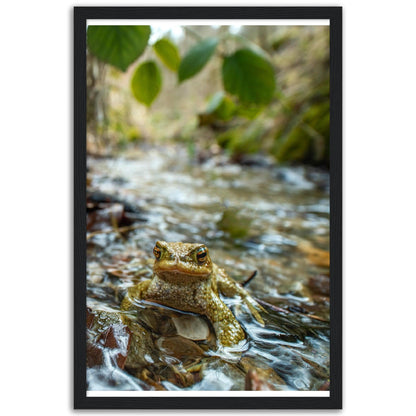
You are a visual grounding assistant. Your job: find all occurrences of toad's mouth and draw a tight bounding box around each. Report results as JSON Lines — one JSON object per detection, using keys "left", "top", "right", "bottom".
{"left": 154, "top": 263, "right": 211, "bottom": 279}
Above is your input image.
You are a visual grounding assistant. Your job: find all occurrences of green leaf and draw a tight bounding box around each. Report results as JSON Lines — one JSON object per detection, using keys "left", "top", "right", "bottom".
{"left": 235, "top": 104, "right": 263, "bottom": 120}
{"left": 153, "top": 38, "right": 181, "bottom": 71}
{"left": 178, "top": 38, "right": 218, "bottom": 83}
{"left": 131, "top": 61, "right": 162, "bottom": 107}
{"left": 222, "top": 49, "right": 276, "bottom": 105}
{"left": 87, "top": 26, "right": 151, "bottom": 72}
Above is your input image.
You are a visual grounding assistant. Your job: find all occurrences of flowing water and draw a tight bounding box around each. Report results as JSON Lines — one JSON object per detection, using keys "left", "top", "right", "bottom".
{"left": 86, "top": 145, "right": 330, "bottom": 392}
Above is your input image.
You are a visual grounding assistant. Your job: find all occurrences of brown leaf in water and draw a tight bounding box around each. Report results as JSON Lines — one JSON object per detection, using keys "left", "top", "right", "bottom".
{"left": 298, "top": 241, "right": 330, "bottom": 268}
{"left": 156, "top": 336, "right": 205, "bottom": 362}
{"left": 171, "top": 315, "right": 211, "bottom": 341}
{"left": 308, "top": 274, "right": 330, "bottom": 296}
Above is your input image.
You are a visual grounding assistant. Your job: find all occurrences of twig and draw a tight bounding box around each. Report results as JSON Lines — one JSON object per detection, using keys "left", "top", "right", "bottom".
{"left": 298, "top": 313, "right": 329, "bottom": 323}
{"left": 242, "top": 270, "right": 257, "bottom": 287}
{"left": 256, "top": 299, "right": 329, "bottom": 323}
{"left": 256, "top": 299, "right": 288, "bottom": 314}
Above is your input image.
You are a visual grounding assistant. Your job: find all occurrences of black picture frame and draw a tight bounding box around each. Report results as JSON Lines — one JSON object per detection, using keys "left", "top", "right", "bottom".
{"left": 74, "top": 6, "right": 342, "bottom": 409}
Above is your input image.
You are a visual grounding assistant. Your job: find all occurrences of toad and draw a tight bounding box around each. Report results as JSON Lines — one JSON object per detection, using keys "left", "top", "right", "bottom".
{"left": 121, "top": 241, "right": 265, "bottom": 347}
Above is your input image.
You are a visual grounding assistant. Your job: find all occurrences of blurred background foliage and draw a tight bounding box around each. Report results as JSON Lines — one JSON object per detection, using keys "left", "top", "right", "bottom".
{"left": 86, "top": 24, "right": 329, "bottom": 167}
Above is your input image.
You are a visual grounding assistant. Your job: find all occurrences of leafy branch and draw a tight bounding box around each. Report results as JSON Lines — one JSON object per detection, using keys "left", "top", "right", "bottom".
{"left": 87, "top": 25, "right": 276, "bottom": 108}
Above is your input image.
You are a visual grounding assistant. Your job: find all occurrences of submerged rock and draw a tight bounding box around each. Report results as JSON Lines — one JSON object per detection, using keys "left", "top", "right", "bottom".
{"left": 86, "top": 308, "right": 156, "bottom": 373}
{"left": 86, "top": 308, "right": 131, "bottom": 369}
{"left": 240, "top": 357, "right": 287, "bottom": 391}
{"left": 190, "top": 358, "right": 246, "bottom": 391}
{"left": 123, "top": 320, "right": 157, "bottom": 371}
{"left": 217, "top": 207, "right": 252, "bottom": 239}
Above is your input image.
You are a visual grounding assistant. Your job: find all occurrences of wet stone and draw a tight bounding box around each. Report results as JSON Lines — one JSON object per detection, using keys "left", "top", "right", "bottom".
{"left": 86, "top": 309, "right": 131, "bottom": 369}
{"left": 191, "top": 358, "right": 246, "bottom": 391}
{"left": 158, "top": 364, "right": 199, "bottom": 389}
{"left": 123, "top": 320, "right": 157, "bottom": 371}
{"left": 156, "top": 336, "right": 205, "bottom": 363}
{"left": 240, "top": 357, "right": 286, "bottom": 391}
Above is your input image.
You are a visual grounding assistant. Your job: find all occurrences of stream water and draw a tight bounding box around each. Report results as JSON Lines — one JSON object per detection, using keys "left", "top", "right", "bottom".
{"left": 86, "top": 145, "right": 330, "bottom": 392}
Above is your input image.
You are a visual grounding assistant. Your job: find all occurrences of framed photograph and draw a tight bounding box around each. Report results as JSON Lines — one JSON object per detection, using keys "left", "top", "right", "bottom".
{"left": 74, "top": 6, "right": 342, "bottom": 409}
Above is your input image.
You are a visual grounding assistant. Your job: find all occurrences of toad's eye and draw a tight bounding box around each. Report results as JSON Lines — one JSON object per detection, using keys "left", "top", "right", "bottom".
{"left": 196, "top": 247, "right": 207, "bottom": 264}
{"left": 153, "top": 245, "right": 162, "bottom": 260}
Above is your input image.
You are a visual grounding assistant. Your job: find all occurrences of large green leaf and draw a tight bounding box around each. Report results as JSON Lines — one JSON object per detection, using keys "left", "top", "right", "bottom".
{"left": 222, "top": 49, "right": 276, "bottom": 105}
{"left": 153, "top": 38, "right": 180, "bottom": 71}
{"left": 131, "top": 61, "right": 162, "bottom": 107}
{"left": 178, "top": 38, "right": 218, "bottom": 83}
{"left": 87, "top": 26, "right": 151, "bottom": 72}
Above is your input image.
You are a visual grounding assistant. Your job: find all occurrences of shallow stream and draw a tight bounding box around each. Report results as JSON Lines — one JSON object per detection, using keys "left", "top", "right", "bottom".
{"left": 86, "top": 145, "right": 330, "bottom": 392}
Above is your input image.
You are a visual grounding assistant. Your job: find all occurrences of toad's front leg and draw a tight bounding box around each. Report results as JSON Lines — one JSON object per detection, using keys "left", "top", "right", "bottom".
{"left": 120, "top": 280, "right": 151, "bottom": 311}
{"left": 215, "top": 266, "right": 265, "bottom": 326}
{"left": 205, "top": 294, "right": 245, "bottom": 347}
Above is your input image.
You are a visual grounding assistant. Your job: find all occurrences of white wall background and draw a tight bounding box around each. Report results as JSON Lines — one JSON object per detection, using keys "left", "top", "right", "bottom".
{"left": 1, "top": 0, "right": 415, "bottom": 414}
